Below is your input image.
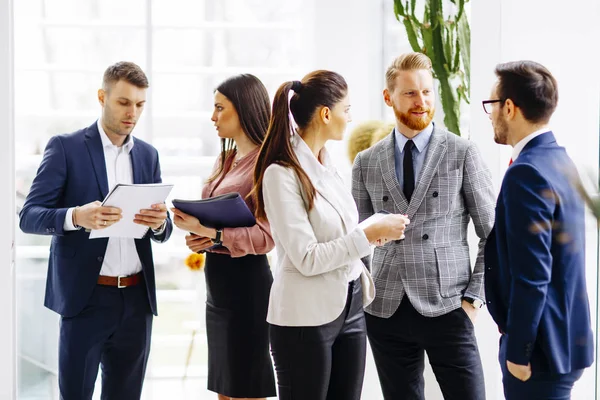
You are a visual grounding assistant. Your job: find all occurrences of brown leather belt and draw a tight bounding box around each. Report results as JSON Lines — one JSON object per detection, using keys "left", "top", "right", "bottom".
{"left": 97, "top": 272, "right": 142, "bottom": 288}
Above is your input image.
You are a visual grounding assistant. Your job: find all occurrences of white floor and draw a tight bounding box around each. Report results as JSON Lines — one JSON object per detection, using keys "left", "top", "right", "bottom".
{"left": 20, "top": 376, "right": 277, "bottom": 400}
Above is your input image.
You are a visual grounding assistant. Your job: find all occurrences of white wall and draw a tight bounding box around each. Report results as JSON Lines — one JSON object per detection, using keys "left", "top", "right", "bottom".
{"left": 0, "top": 0, "right": 16, "bottom": 399}
{"left": 471, "top": 1, "right": 600, "bottom": 399}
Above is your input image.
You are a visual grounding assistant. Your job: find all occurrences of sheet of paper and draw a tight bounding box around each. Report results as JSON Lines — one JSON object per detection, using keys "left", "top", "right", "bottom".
{"left": 358, "top": 211, "right": 388, "bottom": 230}
{"left": 89, "top": 183, "right": 174, "bottom": 239}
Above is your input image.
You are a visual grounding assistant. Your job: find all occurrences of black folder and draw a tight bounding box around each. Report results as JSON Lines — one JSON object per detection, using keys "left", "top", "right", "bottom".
{"left": 172, "top": 192, "right": 256, "bottom": 229}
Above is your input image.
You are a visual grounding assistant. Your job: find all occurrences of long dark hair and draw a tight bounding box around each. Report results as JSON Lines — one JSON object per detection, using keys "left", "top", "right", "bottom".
{"left": 253, "top": 70, "right": 348, "bottom": 220}
{"left": 207, "top": 74, "right": 271, "bottom": 183}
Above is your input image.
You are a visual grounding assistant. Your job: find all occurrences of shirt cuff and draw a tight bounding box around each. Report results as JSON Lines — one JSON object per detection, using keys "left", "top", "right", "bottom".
{"left": 463, "top": 293, "right": 484, "bottom": 303}
{"left": 63, "top": 207, "right": 80, "bottom": 231}
{"left": 151, "top": 220, "right": 167, "bottom": 235}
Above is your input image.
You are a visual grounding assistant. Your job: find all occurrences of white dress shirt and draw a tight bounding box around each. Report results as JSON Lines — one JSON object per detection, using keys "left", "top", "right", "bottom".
{"left": 63, "top": 120, "right": 143, "bottom": 277}
{"left": 512, "top": 127, "right": 550, "bottom": 161}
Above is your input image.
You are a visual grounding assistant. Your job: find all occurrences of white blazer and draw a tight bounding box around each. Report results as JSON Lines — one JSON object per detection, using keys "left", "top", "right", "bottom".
{"left": 262, "top": 135, "right": 375, "bottom": 327}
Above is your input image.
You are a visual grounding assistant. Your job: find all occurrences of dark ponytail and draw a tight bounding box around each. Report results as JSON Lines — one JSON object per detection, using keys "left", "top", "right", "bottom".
{"left": 252, "top": 70, "right": 348, "bottom": 220}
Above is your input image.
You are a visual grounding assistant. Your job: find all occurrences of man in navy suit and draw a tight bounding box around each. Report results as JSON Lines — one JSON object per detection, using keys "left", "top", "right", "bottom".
{"left": 19, "top": 61, "right": 172, "bottom": 400}
{"left": 483, "top": 60, "right": 594, "bottom": 399}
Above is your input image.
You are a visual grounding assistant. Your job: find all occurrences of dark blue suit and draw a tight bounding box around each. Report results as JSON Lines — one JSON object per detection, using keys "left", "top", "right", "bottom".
{"left": 20, "top": 122, "right": 172, "bottom": 399}
{"left": 485, "top": 132, "right": 593, "bottom": 399}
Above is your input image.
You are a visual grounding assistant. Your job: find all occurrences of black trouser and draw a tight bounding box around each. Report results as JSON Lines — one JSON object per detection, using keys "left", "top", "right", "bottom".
{"left": 499, "top": 334, "right": 584, "bottom": 400}
{"left": 59, "top": 282, "right": 153, "bottom": 400}
{"left": 365, "top": 297, "right": 485, "bottom": 400}
{"left": 269, "top": 278, "right": 366, "bottom": 400}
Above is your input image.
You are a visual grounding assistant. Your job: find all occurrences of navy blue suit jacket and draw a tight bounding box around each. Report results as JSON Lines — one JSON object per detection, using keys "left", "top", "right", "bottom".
{"left": 19, "top": 122, "right": 172, "bottom": 318}
{"left": 485, "top": 132, "right": 593, "bottom": 374}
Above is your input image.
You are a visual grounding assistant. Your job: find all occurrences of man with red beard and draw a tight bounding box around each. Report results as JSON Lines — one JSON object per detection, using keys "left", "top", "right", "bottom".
{"left": 351, "top": 52, "right": 495, "bottom": 400}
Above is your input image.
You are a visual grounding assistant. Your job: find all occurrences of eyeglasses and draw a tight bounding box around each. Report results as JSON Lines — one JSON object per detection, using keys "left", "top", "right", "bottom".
{"left": 482, "top": 99, "right": 504, "bottom": 114}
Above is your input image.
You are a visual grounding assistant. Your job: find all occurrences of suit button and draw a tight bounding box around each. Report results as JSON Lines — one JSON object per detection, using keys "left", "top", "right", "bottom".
{"left": 383, "top": 196, "right": 389, "bottom": 202}
{"left": 97, "top": 256, "right": 103, "bottom": 263}
{"left": 422, "top": 234, "right": 429, "bottom": 240}
{"left": 432, "top": 192, "right": 438, "bottom": 198}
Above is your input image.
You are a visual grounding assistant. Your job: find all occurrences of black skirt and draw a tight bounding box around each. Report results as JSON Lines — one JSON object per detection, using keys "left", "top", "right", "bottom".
{"left": 204, "top": 252, "right": 276, "bottom": 398}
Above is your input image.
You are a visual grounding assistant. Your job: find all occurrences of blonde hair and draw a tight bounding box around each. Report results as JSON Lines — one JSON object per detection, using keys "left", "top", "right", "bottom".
{"left": 385, "top": 52, "right": 432, "bottom": 90}
{"left": 347, "top": 121, "right": 385, "bottom": 164}
{"left": 370, "top": 122, "right": 396, "bottom": 147}
{"left": 347, "top": 121, "right": 395, "bottom": 164}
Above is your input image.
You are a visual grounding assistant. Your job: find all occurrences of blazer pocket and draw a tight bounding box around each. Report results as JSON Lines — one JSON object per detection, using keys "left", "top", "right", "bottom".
{"left": 434, "top": 245, "right": 471, "bottom": 298}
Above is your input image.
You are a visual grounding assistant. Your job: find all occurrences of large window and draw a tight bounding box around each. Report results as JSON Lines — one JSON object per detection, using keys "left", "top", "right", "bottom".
{"left": 14, "top": 1, "right": 310, "bottom": 398}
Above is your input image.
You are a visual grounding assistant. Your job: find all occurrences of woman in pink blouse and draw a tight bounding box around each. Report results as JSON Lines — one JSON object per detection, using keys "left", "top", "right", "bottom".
{"left": 171, "top": 74, "right": 276, "bottom": 400}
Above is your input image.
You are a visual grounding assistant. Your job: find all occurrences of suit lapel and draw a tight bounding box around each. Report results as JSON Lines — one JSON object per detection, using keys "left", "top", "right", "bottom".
{"left": 313, "top": 174, "right": 355, "bottom": 232}
{"left": 129, "top": 143, "right": 143, "bottom": 184}
{"left": 406, "top": 127, "right": 447, "bottom": 219}
{"left": 84, "top": 123, "right": 109, "bottom": 198}
{"left": 378, "top": 133, "right": 409, "bottom": 212}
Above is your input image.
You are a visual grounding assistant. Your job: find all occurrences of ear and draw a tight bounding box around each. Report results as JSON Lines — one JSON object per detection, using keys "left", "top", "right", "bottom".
{"left": 383, "top": 88, "right": 393, "bottom": 107}
{"left": 98, "top": 89, "right": 106, "bottom": 107}
{"left": 504, "top": 98, "right": 517, "bottom": 120}
{"left": 319, "top": 106, "right": 331, "bottom": 125}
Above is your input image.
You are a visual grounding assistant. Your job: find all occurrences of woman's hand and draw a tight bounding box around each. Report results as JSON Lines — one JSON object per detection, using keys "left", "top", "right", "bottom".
{"left": 170, "top": 207, "right": 216, "bottom": 238}
{"left": 364, "top": 214, "right": 410, "bottom": 245}
{"left": 186, "top": 233, "right": 214, "bottom": 253}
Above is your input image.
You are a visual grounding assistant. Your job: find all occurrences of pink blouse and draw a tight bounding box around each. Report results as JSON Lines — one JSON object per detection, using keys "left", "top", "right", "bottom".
{"left": 202, "top": 148, "right": 275, "bottom": 258}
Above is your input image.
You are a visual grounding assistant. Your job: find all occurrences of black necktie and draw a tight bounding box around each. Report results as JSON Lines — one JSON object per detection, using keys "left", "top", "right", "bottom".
{"left": 403, "top": 140, "right": 415, "bottom": 202}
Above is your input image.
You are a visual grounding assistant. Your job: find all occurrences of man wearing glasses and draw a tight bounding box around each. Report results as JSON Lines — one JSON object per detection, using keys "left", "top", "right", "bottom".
{"left": 483, "top": 61, "right": 594, "bottom": 399}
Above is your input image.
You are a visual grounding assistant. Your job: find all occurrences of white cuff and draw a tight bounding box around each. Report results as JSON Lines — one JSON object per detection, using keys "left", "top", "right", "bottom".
{"left": 342, "top": 227, "right": 372, "bottom": 260}
{"left": 63, "top": 207, "right": 80, "bottom": 231}
{"left": 151, "top": 220, "right": 167, "bottom": 235}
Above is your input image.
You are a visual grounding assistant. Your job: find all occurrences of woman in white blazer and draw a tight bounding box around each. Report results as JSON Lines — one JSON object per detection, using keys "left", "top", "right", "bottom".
{"left": 252, "top": 70, "right": 409, "bottom": 400}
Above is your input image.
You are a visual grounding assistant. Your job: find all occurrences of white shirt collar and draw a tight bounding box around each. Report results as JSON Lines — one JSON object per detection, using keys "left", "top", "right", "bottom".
{"left": 97, "top": 119, "right": 135, "bottom": 153}
{"left": 511, "top": 127, "right": 550, "bottom": 161}
{"left": 292, "top": 135, "right": 335, "bottom": 182}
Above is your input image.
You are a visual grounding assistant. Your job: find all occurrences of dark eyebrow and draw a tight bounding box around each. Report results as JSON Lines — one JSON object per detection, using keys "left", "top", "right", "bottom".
{"left": 214, "top": 103, "right": 223, "bottom": 107}
{"left": 117, "top": 97, "right": 145, "bottom": 104}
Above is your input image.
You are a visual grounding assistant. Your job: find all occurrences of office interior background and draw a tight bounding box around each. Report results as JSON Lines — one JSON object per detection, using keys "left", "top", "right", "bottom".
{"left": 1, "top": 0, "right": 599, "bottom": 399}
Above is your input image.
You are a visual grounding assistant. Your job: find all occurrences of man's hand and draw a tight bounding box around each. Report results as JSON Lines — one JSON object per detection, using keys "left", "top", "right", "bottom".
{"left": 73, "top": 201, "right": 122, "bottom": 230}
{"left": 186, "top": 234, "right": 214, "bottom": 253}
{"left": 135, "top": 203, "right": 168, "bottom": 230}
{"left": 507, "top": 360, "right": 532, "bottom": 381}
{"left": 461, "top": 299, "right": 479, "bottom": 323}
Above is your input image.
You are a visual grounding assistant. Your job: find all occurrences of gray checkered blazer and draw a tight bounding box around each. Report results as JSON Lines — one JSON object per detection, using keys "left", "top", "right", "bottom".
{"left": 351, "top": 126, "right": 495, "bottom": 318}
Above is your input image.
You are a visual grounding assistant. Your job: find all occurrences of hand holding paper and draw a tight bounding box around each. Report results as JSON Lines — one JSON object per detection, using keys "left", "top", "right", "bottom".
{"left": 135, "top": 203, "right": 169, "bottom": 231}
{"left": 74, "top": 200, "right": 123, "bottom": 230}
{"left": 359, "top": 211, "right": 410, "bottom": 246}
{"left": 89, "top": 183, "right": 173, "bottom": 239}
